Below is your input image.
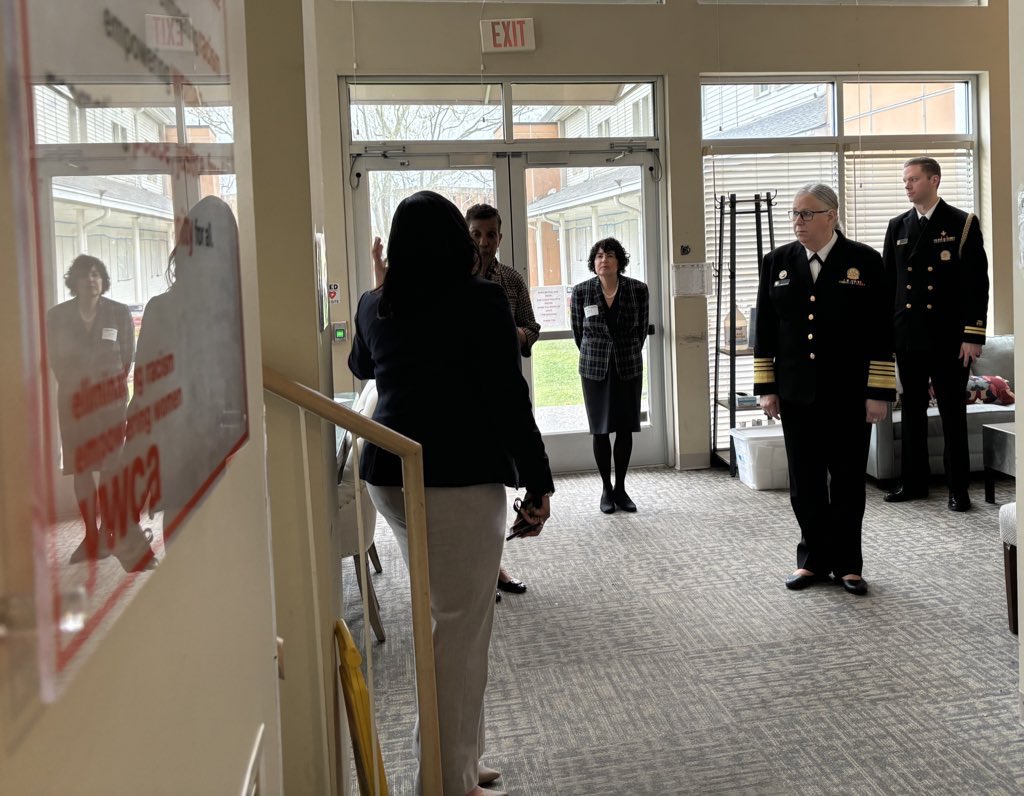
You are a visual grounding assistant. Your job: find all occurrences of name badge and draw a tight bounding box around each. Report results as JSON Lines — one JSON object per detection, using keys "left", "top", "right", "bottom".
{"left": 897, "top": 238, "right": 909, "bottom": 246}
{"left": 584, "top": 304, "right": 599, "bottom": 318}
{"left": 101, "top": 327, "right": 118, "bottom": 342}
{"left": 773, "top": 279, "right": 791, "bottom": 287}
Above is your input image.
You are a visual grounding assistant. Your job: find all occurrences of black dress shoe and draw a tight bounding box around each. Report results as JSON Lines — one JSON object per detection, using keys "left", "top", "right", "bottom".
{"left": 612, "top": 489, "right": 637, "bottom": 512}
{"left": 840, "top": 576, "right": 868, "bottom": 595}
{"left": 785, "top": 572, "right": 824, "bottom": 590}
{"left": 495, "top": 589, "right": 501, "bottom": 603}
{"left": 497, "top": 576, "right": 527, "bottom": 594}
{"left": 883, "top": 486, "right": 929, "bottom": 503}
{"left": 600, "top": 489, "right": 616, "bottom": 514}
{"left": 948, "top": 492, "right": 971, "bottom": 512}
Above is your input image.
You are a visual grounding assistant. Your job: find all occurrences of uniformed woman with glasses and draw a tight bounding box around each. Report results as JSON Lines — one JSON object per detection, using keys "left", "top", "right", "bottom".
{"left": 753, "top": 184, "right": 896, "bottom": 596}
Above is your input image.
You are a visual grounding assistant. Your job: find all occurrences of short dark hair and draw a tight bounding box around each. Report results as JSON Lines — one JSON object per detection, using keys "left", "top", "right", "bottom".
{"left": 380, "top": 191, "right": 477, "bottom": 317}
{"left": 64, "top": 254, "right": 110, "bottom": 296}
{"left": 465, "top": 203, "right": 502, "bottom": 230}
{"left": 904, "top": 156, "right": 941, "bottom": 180}
{"left": 587, "top": 237, "right": 629, "bottom": 274}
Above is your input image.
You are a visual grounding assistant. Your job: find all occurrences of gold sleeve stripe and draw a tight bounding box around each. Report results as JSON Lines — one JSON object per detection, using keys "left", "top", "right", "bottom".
{"left": 964, "top": 325, "right": 986, "bottom": 335}
{"left": 868, "top": 374, "right": 897, "bottom": 390}
{"left": 753, "top": 357, "right": 775, "bottom": 384}
{"left": 868, "top": 359, "right": 896, "bottom": 390}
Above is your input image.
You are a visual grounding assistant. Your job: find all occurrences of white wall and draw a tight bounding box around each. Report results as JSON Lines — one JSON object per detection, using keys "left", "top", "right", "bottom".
{"left": 1007, "top": 0, "right": 1024, "bottom": 717}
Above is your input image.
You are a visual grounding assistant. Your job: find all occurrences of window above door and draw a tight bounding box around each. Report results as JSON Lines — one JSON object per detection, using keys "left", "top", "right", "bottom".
{"left": 346, "top": 80, "right": 658, "bottom": 146}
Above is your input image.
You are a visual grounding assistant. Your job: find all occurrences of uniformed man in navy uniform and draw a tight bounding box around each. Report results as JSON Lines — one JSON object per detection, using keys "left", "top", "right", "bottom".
{"left": 754, "top": 184, "right": 896, "bottom": 595}
{"left": 881, "top": 157, "right": 989, "bottom": 512}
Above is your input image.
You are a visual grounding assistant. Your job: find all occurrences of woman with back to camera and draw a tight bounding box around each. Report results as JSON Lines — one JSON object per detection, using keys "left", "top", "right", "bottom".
{"left": 349, "top": 190, "right": 553, "bottom": 796}
{"left": 753, "top": 183, "right": 895, "bottom": 596}
{"left": 571, "top": 237, "right": 650, "bottom": 514}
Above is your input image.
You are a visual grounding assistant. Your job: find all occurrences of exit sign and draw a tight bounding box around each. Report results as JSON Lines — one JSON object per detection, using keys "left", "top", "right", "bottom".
{"left": 481, "top": 18, "right": 535, "bottom": 53}
{"left": 145, "top": 14, "right": 192, "bottom": 53}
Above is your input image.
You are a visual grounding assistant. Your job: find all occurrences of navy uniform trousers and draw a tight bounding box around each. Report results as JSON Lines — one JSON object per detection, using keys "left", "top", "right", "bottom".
{"left": 896, "top": 347, "right": 970, "bottom": 494}
{"left": 779, "top": 395, "right": 871, "bottom": 577}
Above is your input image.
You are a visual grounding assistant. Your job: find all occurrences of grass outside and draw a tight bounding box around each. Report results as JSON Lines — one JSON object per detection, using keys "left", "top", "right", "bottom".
{"left": 531, "top": 338, "right": 650, "bottom": 409}
{"left": 532, "top": 339, "right": 583, "bottom": 408}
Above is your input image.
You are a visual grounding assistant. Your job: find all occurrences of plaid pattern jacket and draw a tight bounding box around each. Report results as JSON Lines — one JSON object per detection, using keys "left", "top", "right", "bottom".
{"left": 571, "top": 275, "right": 650, "bottom": 381}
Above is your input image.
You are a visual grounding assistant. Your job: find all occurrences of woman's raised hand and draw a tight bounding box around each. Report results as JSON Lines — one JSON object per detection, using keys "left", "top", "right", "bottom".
{"left": 372, "top": 237, "right": 387, "bottom": 286}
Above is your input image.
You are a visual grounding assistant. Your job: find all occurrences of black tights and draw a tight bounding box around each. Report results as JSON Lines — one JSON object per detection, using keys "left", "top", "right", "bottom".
{"left": 593, "top": 432, "right": 633, "bottom": 494}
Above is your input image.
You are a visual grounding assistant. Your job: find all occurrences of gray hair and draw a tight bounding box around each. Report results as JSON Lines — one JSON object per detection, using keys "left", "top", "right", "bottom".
{"left": 794, "top": 183, "right": 842, "bottom": 232}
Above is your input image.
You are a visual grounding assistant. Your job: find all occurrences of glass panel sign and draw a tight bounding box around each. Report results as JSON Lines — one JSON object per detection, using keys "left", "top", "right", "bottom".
{"left": 10, "top": 1, "right": 246, "bottom": 700}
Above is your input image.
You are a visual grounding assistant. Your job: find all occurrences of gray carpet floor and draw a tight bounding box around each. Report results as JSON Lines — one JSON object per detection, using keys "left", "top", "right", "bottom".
{"left": 342, "top": 467, "right": 1024, "bottom": 795}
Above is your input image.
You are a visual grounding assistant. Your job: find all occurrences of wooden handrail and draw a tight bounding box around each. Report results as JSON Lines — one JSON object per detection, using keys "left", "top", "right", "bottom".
{"left": 262, "top": 365, "right": 442, "bottom": 795}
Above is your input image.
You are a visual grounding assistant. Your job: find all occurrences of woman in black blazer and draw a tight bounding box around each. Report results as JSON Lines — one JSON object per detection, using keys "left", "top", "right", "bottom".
{"left": 46, "top": 255, "right": 135, "bottom": 563}
{"left": 349, "top": 190, "right": 553, "bottom": 796}
{"left": 570, "top": 237, "right": 650, "bottom": 514}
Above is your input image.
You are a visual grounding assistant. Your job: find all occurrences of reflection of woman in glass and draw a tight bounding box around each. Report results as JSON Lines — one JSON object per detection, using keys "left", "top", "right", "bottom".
{"left": 46, "top": 255, "right": 134, "bottom": 562}
{"left": 570, "top": 238, "right": 650, "bottom": 514}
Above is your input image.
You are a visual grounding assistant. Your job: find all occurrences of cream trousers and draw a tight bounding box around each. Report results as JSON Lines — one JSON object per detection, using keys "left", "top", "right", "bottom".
{"left": 368, "top": 483, "right": 506, "bottom": 795}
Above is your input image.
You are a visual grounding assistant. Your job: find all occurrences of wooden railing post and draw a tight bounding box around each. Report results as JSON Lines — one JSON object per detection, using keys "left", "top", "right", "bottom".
{"left": 262, "top": 365, "right": 442, "bottom": 793}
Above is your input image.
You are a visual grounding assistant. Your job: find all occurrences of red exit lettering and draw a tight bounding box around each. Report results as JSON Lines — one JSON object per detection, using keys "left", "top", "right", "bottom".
{"left": 490, "top": 19, "right": 528, "bottom": 49}
{"left": 155, "top": 17, "right": 184, "bottom": 48}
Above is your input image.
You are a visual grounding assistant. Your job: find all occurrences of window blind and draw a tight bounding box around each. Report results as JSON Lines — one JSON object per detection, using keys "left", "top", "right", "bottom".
{"left": 843, "top": 147, "right": 975, "bottom": 253}
{"left": 703, "top": 150, "right": 839, "bottom": 448}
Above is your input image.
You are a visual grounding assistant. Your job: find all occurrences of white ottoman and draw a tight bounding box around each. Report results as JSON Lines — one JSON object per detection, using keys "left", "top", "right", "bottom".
{"left": 998, "top": 501, "right": 1018, "bottom": 634}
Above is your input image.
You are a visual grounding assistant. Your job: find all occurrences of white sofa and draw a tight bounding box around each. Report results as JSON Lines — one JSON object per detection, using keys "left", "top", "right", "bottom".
{"left": 867, "top": 335, "right": 1015, "bottom": 482}
{"left": 335, "top": 381, "right": 385, "bottom": 642}
{"left": 999, "top": 501, "right": 1018, "bottom": 635}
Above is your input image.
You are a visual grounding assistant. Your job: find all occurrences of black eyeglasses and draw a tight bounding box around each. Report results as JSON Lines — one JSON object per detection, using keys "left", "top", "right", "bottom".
{"left": 788, "top": 209, "right": 831, "bottom": 222}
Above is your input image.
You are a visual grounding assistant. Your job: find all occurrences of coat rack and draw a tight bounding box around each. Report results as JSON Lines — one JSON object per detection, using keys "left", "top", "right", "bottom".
{"left": 711, "top": 191, "right": 777, "bottom": 475}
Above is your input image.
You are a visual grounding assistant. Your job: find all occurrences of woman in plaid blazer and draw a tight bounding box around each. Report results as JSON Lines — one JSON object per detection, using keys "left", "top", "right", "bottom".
{"left": 571, "top": 237, "right": 650, "bottom": 514}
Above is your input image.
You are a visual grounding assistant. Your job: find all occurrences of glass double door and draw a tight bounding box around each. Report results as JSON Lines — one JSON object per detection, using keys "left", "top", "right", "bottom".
{"left": 351, "top": 150, "right": 668, "bottom": 472}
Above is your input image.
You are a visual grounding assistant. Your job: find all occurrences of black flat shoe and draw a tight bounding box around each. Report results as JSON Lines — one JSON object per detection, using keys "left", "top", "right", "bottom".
{"left": 497, "top": 577, "right": 527, "bottom": 594}
{"left": 785, "top": 572, "right": 824, "bottom": 590}
{"left": 840, "top": 576, "right": 868, "bottom": 595}
{"left": 948, "top": 492, "right": 971, "bottom": 512}
{"left": 612, "top": 490, "right": 637, "bottom": 512}
{"left": 495, "top": 589, "right": 501, "bottom": 603}
{"left": 883, "top": 486, "right": 929, "bottom": 503}
{"left": 600, "top": 489, "right": 616, "bottom": 514}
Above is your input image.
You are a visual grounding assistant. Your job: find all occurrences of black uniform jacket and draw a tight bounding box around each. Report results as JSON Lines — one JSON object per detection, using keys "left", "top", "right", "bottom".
{"left": 753, "top": 233, "right": 896, "bottom": 405}
{"left": 349, "top": 277, "right": 554, "bottom": 497}
{"left": 882, "top": 198, "right": 989, "bottom": 352}
{"left": 570, "top": 275, "right": 649, "bottom": 382}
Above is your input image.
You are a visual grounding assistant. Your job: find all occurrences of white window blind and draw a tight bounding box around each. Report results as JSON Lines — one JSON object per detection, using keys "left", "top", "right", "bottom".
{"left": 843, "top": 148, "right": 975, "bottom": 253}
{"left": 704, "top": 150, "right": 838, "bottom": 447}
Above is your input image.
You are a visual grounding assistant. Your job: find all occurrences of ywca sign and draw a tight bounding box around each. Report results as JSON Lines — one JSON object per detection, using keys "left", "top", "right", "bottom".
{"left": 35, "top": 196, "right": 247, "bottom": 697}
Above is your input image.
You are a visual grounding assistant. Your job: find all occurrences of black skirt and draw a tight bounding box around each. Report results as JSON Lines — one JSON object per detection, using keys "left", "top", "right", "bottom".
{"left": 581, "top": 349, "right": 642, "bottom": 435}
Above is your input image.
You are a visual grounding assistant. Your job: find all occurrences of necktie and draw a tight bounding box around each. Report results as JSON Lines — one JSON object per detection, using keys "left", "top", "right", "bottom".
{"left": 918, "top": 215, "right": 929, "bottom": 230}
{"left": 809, "top": 252, "right": 822, "bottom": 283}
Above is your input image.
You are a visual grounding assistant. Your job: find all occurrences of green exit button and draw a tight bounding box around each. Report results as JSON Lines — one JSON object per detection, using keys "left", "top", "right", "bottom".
{"left": 331, "top": 322, "right": 348, "bottom": 342}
